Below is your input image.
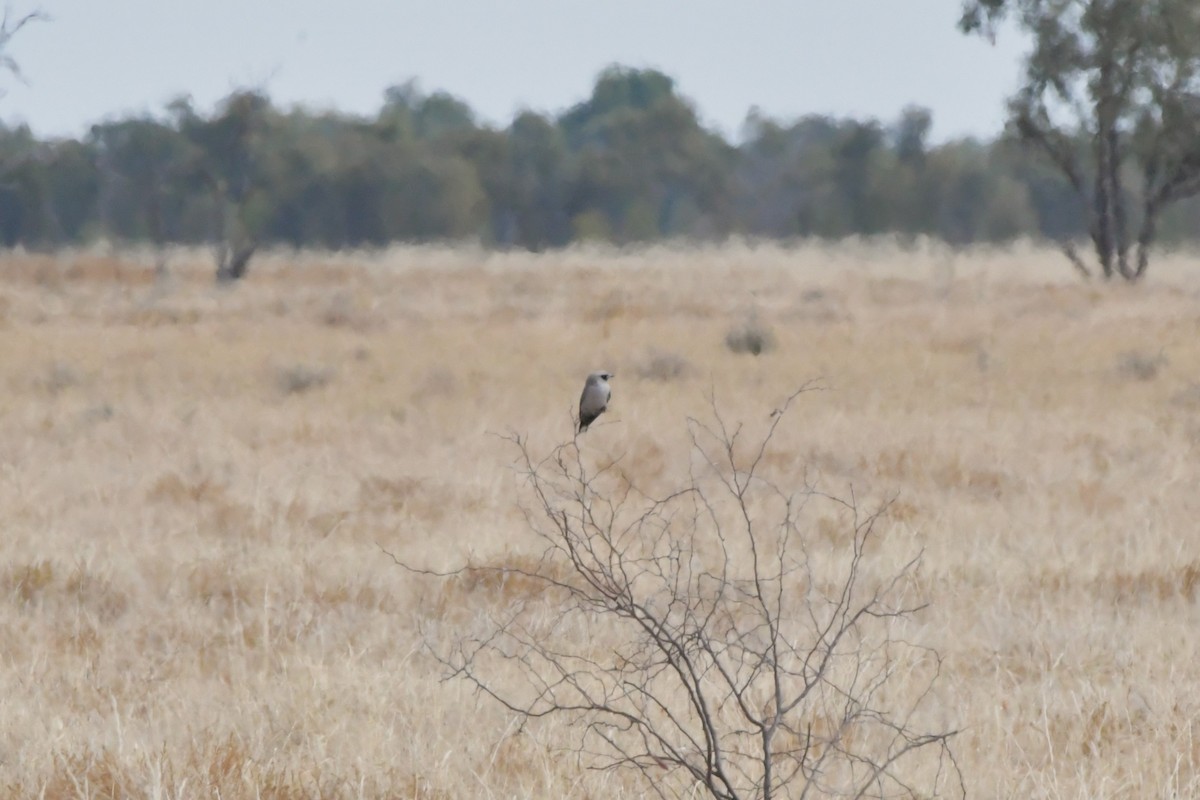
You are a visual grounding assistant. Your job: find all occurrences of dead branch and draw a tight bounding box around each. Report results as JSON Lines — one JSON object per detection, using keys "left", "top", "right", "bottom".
{"left": 0, "top": 8, "right": 46, "bottom": 86}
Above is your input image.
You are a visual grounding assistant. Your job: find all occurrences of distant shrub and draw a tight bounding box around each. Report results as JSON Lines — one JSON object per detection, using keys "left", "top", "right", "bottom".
{"left": 320, "top": 292, "right": 357, "bottom": 327}
{"left": 1115, "top": 350, "right": 1166, "bottom": 381}
{"left": 724, "top": 316, "right": 776, "bottom": 356}
{"left": 276, "top": 364, "right": 334, "bottom": 395}
{"left": 1171, "top": 382, "right": 1200, "bottom": 408}
{"left": 635, "top": 349, "right": 691, "bottom": 381}
{"left": 40, "top": 362, "right": 82, "bottom": 395}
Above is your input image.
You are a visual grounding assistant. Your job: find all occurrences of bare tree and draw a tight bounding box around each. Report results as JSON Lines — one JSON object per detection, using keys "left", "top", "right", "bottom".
{"left": 397, "top": 387, "right": 962, "bottom": 799}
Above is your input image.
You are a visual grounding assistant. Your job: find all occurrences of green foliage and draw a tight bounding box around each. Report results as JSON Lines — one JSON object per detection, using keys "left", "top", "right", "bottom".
{"left": 570, "top": 209, "right": 612, "bottom": 242}
{"left": 379, "top": 79, "right": 477, "bottom": 141}
{"left": 499, "top": 112, "right": 570, "bottom": 247}
{"left": 561, "top": 67, "right": 735, "bottom": 243}
{"left": 0, "top": 124, "right": 49, "bottom": 245}
{"left": 42, "top": 140, "right": 97, "bottom": 242}
{"left": 89, "top": 117, "right": 191, "bottom": 244}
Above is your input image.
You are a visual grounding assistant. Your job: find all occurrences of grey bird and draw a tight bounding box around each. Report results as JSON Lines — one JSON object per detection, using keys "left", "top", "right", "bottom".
{"left": 577, "top": 371, "right": 613, "bottom": 433}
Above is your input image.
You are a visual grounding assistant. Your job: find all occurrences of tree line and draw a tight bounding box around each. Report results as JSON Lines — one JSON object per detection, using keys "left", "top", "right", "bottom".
{"left": 2, "top": 0, "right": 1200, "bottom": 284}
{"left": 0, "top": 69, "right": 1131, "bottom": 253}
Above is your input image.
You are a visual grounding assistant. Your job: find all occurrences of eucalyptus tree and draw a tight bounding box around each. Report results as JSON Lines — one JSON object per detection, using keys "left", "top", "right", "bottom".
{"left": 173, "top": 91, "right": 272, "bottom": 282}
{"left": 560, "top": 67, "right": 736, "bottom": 242}
{"left": 962, "top": 0, "right": 1200, "bottom": 280}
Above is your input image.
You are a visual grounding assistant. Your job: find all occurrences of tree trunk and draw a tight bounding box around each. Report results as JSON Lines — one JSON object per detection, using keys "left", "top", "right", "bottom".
{"left": 1134, "top": 195, "right": 1161, "bottom": 281}
{"left": 1061, "top": 242, "right": 1094, "bottom": 279}
{"left": 1108, "top": 126, "right": 1132, "bottom": 279}
{"left": 1091, "top": 168, "right": 1114, "bottom": 279}
{"left": 211, "top": 188, "right": 257, "bottom": 284}
{"left": 216, "top": 243, "right": 257, "bottom": 283}
{"left": 147, "top": 187, "right": 169, "bottom": 281}
{"left": 1092, "top": 66, "right": 1117, "bottom": 279}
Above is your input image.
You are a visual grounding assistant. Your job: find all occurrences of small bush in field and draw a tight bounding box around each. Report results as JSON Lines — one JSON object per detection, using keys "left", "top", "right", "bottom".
{"left": 1115, "top": 349, "right": 1166, "bottom": 381}
{"left": 635, "top": 349, "right": 692, "bottom": 381}
{"left": 725, "top": 316, "right": 776, "bottom": 356}
{"left": 276, "top": 364, "right": 334, "bottom": 395}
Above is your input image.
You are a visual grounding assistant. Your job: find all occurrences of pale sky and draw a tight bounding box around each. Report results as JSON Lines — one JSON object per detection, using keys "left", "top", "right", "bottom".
{"left": 2, "top": 0, "right": 1028, "bottom": 143}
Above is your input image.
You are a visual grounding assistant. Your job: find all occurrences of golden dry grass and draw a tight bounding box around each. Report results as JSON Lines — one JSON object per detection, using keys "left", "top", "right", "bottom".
{"left": 2, "top": 239, "right": 1200, "bottom": 797}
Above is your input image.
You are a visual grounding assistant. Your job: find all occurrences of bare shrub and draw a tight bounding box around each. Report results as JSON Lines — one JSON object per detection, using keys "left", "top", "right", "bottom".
{"left": 725, "top": 316, "right": 777, "bottom": 356}
{"left": 401, "top": 386, "right": 961, "bottom": 799}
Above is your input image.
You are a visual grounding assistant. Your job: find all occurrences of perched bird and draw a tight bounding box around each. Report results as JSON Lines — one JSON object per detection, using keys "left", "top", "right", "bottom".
{"left": 577, "top": 371, "right": 613, "bottom": 433}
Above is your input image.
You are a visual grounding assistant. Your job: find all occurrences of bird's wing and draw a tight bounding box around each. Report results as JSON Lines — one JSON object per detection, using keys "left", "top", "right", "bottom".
{"left": 580, "top": 384, "right": 607, "bottom": 415}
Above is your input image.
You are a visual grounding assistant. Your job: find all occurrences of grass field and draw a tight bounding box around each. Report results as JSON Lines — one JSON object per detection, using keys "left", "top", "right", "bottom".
{"left": 1, "top": 239, "right": 1199, "bottom": 798}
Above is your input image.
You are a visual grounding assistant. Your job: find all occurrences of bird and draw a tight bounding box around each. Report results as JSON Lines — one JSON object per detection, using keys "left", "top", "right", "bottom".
{"left": 577, "top": 371, "right": 613, "bottom": 433}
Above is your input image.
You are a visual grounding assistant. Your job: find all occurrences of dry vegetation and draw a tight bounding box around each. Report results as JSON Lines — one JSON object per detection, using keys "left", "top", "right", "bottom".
{"left": 1, "top": 239, "right": 1199, "bottom": 798}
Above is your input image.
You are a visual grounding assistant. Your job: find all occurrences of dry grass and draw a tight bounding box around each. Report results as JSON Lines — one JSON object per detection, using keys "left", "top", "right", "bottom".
{"left": 1, "top": 238, "right": 1200, "bottom": 797}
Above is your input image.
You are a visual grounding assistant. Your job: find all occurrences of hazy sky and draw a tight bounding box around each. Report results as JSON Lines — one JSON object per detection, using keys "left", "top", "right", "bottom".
{"left": 3, "top": 0, "right": 1028, "bottom": 143}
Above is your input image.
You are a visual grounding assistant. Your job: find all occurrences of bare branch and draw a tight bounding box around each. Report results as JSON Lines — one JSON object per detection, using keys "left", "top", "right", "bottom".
{"left": 0, "top": 8, "right": 46, "bottom": 85}
{"left": 1060, "top": 241, "right": 1094, "bottom": 279}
